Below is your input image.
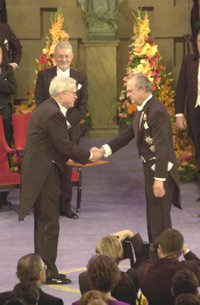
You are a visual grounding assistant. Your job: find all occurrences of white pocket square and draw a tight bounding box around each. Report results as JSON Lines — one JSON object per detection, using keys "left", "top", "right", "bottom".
{"left": 77, "top": 83, "right": 82, "bottom": 90}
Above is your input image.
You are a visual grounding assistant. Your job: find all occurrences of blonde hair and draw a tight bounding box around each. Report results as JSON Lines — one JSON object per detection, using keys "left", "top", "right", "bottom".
{"left": 96, "top": 235, "right": 123, "bottom": 264}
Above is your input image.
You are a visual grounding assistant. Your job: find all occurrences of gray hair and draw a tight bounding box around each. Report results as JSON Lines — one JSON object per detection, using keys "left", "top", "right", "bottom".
{"left": 54, "top": 40, "right": 73, "bottom": 53}
{"left": 131, "top": 73, "right": 152, "bottom": 93}
{"left": 49, "top": 76, "right": 76, "bottom": 97}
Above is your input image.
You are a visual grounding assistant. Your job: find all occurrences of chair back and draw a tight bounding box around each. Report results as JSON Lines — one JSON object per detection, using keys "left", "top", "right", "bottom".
{"left": 12, "top": 113, "right": 32, "bottom": 150}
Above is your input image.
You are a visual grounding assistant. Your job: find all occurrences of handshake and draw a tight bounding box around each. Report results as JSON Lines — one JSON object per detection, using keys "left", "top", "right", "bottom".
{"left": 89, "top": 146, "right": 105, "bottom": 162}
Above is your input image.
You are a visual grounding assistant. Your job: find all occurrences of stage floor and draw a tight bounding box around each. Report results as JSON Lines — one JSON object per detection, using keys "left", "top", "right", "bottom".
{"left": 0, "top": 137, "right": 200, "bottom": 304}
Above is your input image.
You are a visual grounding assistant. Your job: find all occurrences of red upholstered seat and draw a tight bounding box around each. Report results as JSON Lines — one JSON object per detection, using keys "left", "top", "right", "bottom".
{"left": 12, "top": 113, "right": 32, "bottom": 151}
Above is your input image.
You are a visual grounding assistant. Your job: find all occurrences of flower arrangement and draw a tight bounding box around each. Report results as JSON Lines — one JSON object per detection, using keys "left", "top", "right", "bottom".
{"left": 115, "top": 9, "right": 196, "bottom": 181}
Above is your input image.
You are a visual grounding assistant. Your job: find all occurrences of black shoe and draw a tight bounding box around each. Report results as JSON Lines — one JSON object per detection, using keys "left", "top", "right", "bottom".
{"left": 46, "top": 277, "right": 71, "bottom": 285}
{"left": 196, "top": 197, "right": 200, "bottom": 202}
{"left": 60, "top": 211, "right": 79, "bottom": 219}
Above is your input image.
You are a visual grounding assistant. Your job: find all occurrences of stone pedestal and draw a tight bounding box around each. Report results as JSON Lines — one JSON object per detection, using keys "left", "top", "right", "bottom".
{"left": 84, "top": 40, "right": 119, "bottom": 137}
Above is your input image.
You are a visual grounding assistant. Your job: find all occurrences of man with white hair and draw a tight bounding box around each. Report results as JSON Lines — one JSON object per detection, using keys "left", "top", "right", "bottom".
{"left": 19, "top": 76, "right": 101, "bottom": 284}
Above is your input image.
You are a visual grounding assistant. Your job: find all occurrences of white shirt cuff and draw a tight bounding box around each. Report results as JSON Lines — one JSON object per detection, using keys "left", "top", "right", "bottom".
{"left": 102, "top": 144, "right": 112, "bottom": 158}
{"left": 175, "top": 113, "right": 184, "bottom": 117}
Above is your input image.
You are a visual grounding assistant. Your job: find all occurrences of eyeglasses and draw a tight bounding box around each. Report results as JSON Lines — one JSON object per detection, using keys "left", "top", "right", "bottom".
{"left": 63, "top": 90, "right": 77, "bottom": 97}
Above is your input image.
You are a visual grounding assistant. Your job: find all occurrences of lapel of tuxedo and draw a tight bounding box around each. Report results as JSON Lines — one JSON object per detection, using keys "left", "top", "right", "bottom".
{"left": 191, "top": 57, "right": 199, "bottom": 93}
{"left": 135, "top": 98, "right": 153, "bottom": 150}
{"left": 70, "top": 68, "right": 78, "bottom": 81}
{"left": 133, "top": 110, "right": 142, "bottom": 148}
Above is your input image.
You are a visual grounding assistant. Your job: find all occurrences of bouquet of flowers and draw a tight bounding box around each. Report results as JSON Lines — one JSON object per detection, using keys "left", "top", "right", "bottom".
{"left": 115, "top": 9, "right": 196, "bottom": 181}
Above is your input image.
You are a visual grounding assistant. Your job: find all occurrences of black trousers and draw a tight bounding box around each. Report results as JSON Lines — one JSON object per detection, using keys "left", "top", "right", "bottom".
{"left": 34, "top": 164, "right": 61, "bottom": 277}
{"left": 144, "top": 163, "right": 175, "bottom": 242}
{"left": 189, "top": 106, "right": 200, "bottom": 168}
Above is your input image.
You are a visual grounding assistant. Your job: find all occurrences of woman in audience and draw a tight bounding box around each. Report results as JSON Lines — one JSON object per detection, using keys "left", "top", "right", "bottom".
{"left": 74, "top": 255, "right": 130, "bottom": 305}
{"left": 79, "top": 234, "right": 139, "bottom": 305}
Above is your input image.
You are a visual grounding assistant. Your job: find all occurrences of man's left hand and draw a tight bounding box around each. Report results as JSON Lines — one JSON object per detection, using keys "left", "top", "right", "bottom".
{"left": 153, "top": 179, "right": 165, "bottom": 198}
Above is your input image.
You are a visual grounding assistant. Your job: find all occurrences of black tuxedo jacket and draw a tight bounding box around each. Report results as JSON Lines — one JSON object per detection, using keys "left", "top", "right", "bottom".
{"left": 0, "top": 0, "right": 7, "bottom": 23}
{"left": 175, "top": 54, "right": 199, "bottom": 125}
{"left": 19, "top": 97, "right": 90, "bottom": 220}
{"left": 108, "top": 97, "right": 181, "bottom": 209}
{"left": 0, "top": 287, "right": 64, "bottom": 305}
{"left": 0, "top": 23, "right": 22, "bottom": 65}
{"left": 35, "top": 66, "right": 87, "bottom": 142}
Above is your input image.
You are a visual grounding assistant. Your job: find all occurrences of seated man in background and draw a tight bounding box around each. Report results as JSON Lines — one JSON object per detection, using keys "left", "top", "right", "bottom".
{"left": 0, "top": 253, "right": 64, "bottom": 305}
{"left": 113, "top": 229, "right": 200, "bottom": 305}
{"left": 171, "top": 269, "right": 199, "bottom": 299}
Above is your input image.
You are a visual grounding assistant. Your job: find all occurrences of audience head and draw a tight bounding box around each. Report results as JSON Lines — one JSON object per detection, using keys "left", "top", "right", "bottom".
{"left": 172, "top": 269, "right": 199, "bottom": 297}
{"left": 16, "top": 253, "right": 46, "bottom": 285}
{"left": 80, "top": 290, "right": 107, "bottom": 305}
{"left": 175, "top": 293, "right": 200, "bottom": 305}
{"left": 87, "top": 255, "right": 121, "bottom": 293}
{"left": 126, "top": 73, "right": 152, "bottom": 105}
{"left": 157, "top": 228, "right": 184, "bottom": 258}
{"left": 49, "top": 75, "right": 77, "bottom": 108}
{"left": 96, "top": 235, "right": 123, "bottom": 264}
{"left": 13, "top": 282, "right": 39, "bottom": 305}
{"left": 0, "top": 43, "right": 8, "bottom": 66}
{"left": 53, "top": 40, "right": 74, "bottom": 71}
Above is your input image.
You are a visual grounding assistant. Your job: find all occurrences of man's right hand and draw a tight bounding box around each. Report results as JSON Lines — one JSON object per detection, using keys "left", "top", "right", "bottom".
{"left": 176, "top": 116, "right": 187, "bottom": 129}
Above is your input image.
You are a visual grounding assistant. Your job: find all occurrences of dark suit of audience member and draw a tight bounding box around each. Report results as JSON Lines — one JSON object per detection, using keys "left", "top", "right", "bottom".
{"left": 0, "top": 22, "right": 22, "bottom": 68}
{"left": 0, "top": 0, "right": 7, "bottom": 23}
{"left": 19, "top": 76, "right": 97, "bottom": 283}
{"left": 99, "top": 73, "right": 181, "bottom": 242}
{"left": 35, "top": 40, "right": 87, "bottom": 218}
{"left": 134, "top": 229, "right": 200, "bottom": 305}
{"left": 0, "top": 289, "right": 63, "bottom": 305}
{"left": 175, "top": 32, "right": 200, "bottom": 185}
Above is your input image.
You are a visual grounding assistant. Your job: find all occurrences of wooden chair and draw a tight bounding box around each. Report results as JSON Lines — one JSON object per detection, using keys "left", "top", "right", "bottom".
{"left": 0, "top": 116, "right": 20, "bottom": 208}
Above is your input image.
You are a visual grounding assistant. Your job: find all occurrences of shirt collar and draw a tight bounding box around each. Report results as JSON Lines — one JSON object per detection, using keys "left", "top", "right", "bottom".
{"left": 137, "top": 94, "right": 152, "bottom": 111}
{"left": 56, "top": 100, "right": 68, "bottom": 117}
{"left": 57, "top": 67, "right": 70, "bottom": 77}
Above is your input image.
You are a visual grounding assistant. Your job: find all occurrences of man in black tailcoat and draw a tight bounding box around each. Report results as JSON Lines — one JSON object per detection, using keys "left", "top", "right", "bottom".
{"left": 19, "top": 76, "right": 100, "bottom": 284}
{"left": 96, "top": 73, "right": 181, "bottom": 242}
